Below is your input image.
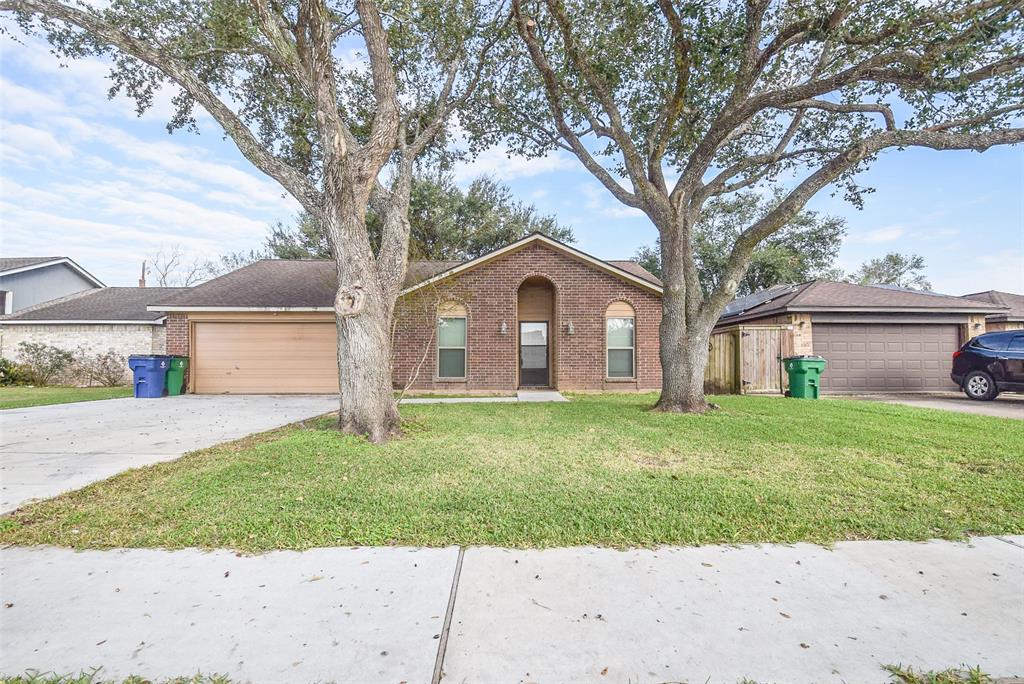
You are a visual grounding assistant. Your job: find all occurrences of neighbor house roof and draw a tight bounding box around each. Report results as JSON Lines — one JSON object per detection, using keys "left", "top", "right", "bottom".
{"left": 0, "top": 256, "right": 105, "bottom": 287}
{"left": 960, "top": 290, "right": 1024, "bottom": 322}
{"left": 0, "top": 287, "right": 190, "bottom": 325}
{"left": 151, "top": 234, "right": 663, "bottom": 312}
{"left": 717, "top": 280, "right": 1006, "bottom": 324}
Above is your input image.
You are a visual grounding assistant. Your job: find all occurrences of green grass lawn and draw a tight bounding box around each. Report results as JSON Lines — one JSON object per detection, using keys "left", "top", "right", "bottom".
{"left": 0, "top": 385, "right": 132, "bottom": 410}
{"left": 1, "top": 394, "right": 1021, "bottom": 551}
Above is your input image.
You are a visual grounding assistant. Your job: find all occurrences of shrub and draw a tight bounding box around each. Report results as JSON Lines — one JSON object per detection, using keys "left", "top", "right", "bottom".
{"left": 0, "top": 356, "right": 29, "bottom": 386}
{"left": 77, "top": 349, "right": 129, "bottom": 386}
{"left": 16, "top": 342, "right": 75, "bottom": 386}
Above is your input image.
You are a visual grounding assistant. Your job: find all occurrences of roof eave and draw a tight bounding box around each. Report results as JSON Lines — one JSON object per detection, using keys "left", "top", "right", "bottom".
{"left": 0, "top": 257, "right": 105, "bottom": 287}
{"left": 147, "top": 305, "right": 334, "bottom": 312}
{"left": 0, "top": 318, "right": 165, "bottom": 325}
{"left": 399, "top": 233, "right": 663, "bottom": 296}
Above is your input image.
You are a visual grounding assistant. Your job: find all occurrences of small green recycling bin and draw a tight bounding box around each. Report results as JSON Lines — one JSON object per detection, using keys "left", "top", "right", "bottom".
{"left": 784, "top": 355, "right": 826, "bottom": 399}
{"left": 165, "top": 356, "right": 189, "bottom": 396}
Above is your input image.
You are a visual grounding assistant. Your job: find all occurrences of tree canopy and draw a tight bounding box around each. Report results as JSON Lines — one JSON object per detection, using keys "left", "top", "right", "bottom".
{"left": 237, "top": 172, "right": 574, "bottom": 263}
{"left": 463, "top": 0, "right": 1024, "bottom": 412}
{"left": 634, "top": 191, "right": 846, "bottom": 294}
{"left": 846, "top": 252, "right": 931, "bottom": 291}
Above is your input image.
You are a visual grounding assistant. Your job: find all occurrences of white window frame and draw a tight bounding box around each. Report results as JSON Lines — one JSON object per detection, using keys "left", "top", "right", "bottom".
{"left": 606, "top": 316, "right": 636, "bottom": 380}
{"left": 437, "top": 315, "right": 467, "bottom": 380}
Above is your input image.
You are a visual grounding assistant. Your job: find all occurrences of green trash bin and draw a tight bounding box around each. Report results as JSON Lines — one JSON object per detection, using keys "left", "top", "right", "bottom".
{"left": 166, "top": 356, "right": 189, "bottom": 396}
{"left": 784, "top": 355, "right": 826, "bottom": 399}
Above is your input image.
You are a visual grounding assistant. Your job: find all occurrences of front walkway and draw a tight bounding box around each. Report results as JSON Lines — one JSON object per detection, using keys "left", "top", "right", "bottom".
{"left": 0, "top": 395, "right": 338, "bottom": 513}
{"left": 2, "top": 536, "right": 1021, "bottom": 683}
{"left": 400, "top": 390, "right": 568, "bottom": 404}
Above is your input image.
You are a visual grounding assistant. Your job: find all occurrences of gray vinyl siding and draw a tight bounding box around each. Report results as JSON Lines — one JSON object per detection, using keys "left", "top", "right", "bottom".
{"left": 0, "top": 263, "right": 99, "bottom": 312}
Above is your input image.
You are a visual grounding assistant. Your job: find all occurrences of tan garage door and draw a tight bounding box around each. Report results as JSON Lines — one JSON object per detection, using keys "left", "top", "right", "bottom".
{"left": 813, "top": 323, "right": 959, "bottom": 393}
{"left": 193, "top": 322, "right": 339, "bottom": 394}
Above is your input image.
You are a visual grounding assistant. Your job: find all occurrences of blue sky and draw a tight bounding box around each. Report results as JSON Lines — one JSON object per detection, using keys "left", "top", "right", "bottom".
{"left": 2, "top": 34, "right": 1022, "bottom": 295}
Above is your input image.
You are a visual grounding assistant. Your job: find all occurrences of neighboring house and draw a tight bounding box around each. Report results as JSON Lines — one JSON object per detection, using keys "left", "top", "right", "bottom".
{"left": 715, "top": 280, "right": 1005, "bottom": 393}
{"left": 960, "top": 290, "right": 1024, "bottom": 331}
{"left": 0, "top": 257, "right": 105, "bottom": 314}
{"left": 0, "top": 287, "right": 191, "bottom": 382}
{"left": 150, "top": 233, "right": 663, "bottom": 394}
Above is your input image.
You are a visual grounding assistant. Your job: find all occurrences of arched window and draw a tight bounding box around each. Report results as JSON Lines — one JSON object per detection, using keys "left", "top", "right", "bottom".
{"left": 437, "top": 302, "right": 467, "bottom": 379}
{"left": 605, "top": 301, "right": 635, "bottom": 379}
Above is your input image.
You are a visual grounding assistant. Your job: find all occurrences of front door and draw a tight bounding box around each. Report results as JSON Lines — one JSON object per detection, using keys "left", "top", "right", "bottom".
{"left": 519, "top": 321, "right": 549, "bottom": 387}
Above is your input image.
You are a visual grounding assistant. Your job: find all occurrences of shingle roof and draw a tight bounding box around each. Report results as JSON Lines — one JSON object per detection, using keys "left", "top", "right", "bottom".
{"left": 0, "top": 257, "right": 65, "bottom": 273}
{"left": 960, "top": 290, "right": 1024, "bottom": 321}
{"left": 719, "top": 280, "right": 1006, "bottom": 323}
{"left": 607, "top": 260, "right": 662, "bottom": 286}
{"left": 0, "top": 287, "right": 191, "bottom": 323}
{"left": 155, "top": 245, "right": 662, "bottom": 310}
{"left": 155, "top": 260, "right": 459, "bottom": 309}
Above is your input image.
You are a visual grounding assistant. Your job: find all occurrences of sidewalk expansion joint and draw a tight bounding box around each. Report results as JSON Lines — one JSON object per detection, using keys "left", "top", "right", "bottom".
{"left": 431, "top": 545, "right": 465, "bottom": 684}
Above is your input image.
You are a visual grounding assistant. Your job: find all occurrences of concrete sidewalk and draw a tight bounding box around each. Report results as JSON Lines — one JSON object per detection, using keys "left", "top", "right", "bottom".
{"left": 2, "top": 537, "right": 1022, "bottom": 683}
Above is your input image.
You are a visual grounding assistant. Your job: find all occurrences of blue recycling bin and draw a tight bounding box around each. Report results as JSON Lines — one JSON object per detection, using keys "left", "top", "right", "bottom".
{"left": 128, "top": 355, "right": 170, "bottom": 398}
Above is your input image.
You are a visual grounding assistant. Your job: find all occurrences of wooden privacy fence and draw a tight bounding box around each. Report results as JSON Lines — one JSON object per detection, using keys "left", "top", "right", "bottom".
{"left": 704, "top": 325, "right": 795, "bottom": 395}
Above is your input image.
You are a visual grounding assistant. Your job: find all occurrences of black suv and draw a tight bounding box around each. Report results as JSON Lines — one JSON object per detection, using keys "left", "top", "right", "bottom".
{"left": 952, "top": 330, "right": 1024, "bottom": 400}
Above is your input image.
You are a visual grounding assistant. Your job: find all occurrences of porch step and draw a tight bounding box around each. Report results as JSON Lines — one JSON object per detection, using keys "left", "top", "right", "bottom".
{"left": 516, "top": 390, "right": 568, "bottom": 402}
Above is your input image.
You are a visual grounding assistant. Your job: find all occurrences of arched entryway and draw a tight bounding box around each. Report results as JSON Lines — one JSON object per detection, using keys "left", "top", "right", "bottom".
{"left": 517, "top": 276, "right": 556, "bottom": 388}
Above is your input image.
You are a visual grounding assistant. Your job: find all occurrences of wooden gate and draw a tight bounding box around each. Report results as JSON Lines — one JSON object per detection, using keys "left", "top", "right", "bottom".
{"left": 704, "top": 325, "right": 793, "bottom": 395}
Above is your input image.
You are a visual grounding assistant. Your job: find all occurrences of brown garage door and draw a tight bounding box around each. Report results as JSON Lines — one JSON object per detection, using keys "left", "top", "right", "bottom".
{"left": 193, "top": 322, "right": 339, "bottom": 394}
{"left": 813, "top": 323, "right": 959, "bottom": 393}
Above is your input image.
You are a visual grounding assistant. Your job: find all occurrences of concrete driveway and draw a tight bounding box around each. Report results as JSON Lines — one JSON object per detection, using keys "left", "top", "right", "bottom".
{"left": 0, "top": 395, "right": 337, "bottom": 513}
{"left": 1, "top": 537, "right": 1021, "bottom": 683}
{"left": 845, "top": 392, "right": 1024, "bottom": 419}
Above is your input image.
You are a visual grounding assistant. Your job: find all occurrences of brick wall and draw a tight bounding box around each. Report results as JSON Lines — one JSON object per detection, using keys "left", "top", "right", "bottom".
{"left": 789, "top": 313, "right": 814, "bottom": 355}
{"left": 392, "top": 242, "right": 662, "bottom": 391}
{"left": 961, "top": 314, "right": 987, "bottom": 342}
{"left": 0, "top": 323, "right": 165, "bottom": 383}
{"left": 165, "top": 313, "right": 189, "bottom": 355}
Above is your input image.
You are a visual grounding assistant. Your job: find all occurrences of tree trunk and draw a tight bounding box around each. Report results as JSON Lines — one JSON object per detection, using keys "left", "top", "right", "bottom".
{"left": 655, "top": 288, "right": 715, "bottom": 413}
{"left": 327, "top": 191, "right": 402, "bottom": 443}
{"left": 654, "top": 234, "right": 715, "bottom": 414}
{"left": 335, "top": 295, "right": 401, "bottom": 442}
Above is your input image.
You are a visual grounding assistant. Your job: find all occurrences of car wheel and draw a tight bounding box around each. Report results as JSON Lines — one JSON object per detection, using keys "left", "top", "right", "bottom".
{"left": 963, "top": 371, "right": 998, "bottom": 401}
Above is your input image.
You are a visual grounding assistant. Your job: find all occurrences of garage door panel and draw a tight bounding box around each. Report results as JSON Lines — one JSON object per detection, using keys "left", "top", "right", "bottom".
{"left": 815, "top": 323, "right": 958, "bottom": 393}
{"left": 194, "top": 322, "right": 339, "bottom": 394}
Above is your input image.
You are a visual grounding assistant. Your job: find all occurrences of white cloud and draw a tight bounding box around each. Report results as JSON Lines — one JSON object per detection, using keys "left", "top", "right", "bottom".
{"left": 0, "top": 121, "right": 75, "bottom": 163}
{"left": 452, "top": 146, "right": 577, "bottom": 183}
{"left": 580, "top": 182, "right": 644, "bottom": 219}
{"left": 848, "top": 225, "right": 906, "bottom": 244}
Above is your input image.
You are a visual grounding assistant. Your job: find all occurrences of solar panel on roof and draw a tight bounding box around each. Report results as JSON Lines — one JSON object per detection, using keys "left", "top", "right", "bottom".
{"left": 721, "top": 283, "right": 799, "bottom": 317}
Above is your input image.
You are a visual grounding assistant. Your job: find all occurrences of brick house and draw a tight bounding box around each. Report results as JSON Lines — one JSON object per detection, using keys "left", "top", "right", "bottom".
{"left": 713, "top": 281, "right": 1006, "bottom": 393}
{"left": 0, "top": 287, "right": 190, "bottom": 383}
{"left": 960, "top": 291, "right": 1024, "bottom": 331}
{"left": 152, "top": 234, "right": 663, "bottom": 394}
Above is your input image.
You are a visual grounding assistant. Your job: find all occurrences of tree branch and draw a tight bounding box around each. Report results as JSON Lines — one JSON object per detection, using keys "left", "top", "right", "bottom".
{"left": 511, "top": 0, "right": 640, "bottom": 209}
{"left": 706, "top": 126, "right": 1024, "bottom": 318}
{"left": 0, "top": 0, "right": 320, "bottom": 211}
{"left": 781, "top": 99, "right": 896, "bottom": 131}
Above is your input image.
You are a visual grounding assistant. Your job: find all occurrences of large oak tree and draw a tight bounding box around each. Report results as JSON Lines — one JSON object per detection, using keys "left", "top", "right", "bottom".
{"left": 466, "top": 0, "right": 1024, "bottom": 412}
{"left": 2, "top": 0, "right": 504, "bottom": 441}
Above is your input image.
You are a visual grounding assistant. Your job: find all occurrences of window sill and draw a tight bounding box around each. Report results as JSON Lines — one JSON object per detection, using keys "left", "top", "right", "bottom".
{"left": 604, "top": 377, "right": 637, "bottom": 382}
{"left": 434, "top": 378, "right": 468, "bottom": 383}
